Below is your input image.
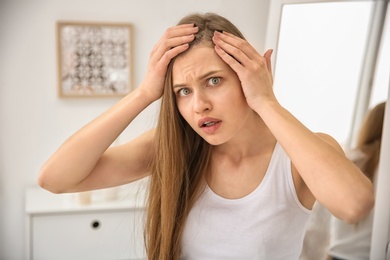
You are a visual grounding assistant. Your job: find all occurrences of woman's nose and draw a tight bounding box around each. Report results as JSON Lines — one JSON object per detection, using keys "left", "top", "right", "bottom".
{"left": 193, "top": 90, "right": 212, "bottom": 113}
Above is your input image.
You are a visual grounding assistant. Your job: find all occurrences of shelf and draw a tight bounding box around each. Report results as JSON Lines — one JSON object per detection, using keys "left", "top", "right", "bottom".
{"left": 25, "top": 179, "right": 148, "bottom": 215}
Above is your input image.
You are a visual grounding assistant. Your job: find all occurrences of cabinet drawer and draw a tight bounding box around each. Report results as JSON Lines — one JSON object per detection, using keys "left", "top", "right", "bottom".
{"left": 30, "top": 209, "right": 146, "bottom": 260}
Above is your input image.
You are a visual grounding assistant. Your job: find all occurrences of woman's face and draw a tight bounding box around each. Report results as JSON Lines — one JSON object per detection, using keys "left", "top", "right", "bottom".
{"left": 172, "top": 45, "right": 255, "bottom": 145}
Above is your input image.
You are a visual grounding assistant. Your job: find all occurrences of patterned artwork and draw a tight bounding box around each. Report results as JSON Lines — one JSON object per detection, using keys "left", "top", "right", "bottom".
{"left": 57, "top": 22, "right": 132, "bottom": 97}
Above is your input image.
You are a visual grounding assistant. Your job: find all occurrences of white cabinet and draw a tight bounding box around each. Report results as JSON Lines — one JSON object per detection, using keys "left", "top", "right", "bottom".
{"left": 25, "top": 181, "right": 148, "bottom": 260}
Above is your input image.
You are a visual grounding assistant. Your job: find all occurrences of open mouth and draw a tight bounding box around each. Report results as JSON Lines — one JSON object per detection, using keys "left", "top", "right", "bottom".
{"left": 198, "top": 118, "right": 222, "bottom": 133}
{"left": 201, "top": 121, "right": 219, "bottom": 127}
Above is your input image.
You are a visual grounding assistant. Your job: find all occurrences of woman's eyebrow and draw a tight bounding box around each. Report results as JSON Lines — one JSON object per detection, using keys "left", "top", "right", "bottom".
{"left": 172, "top": 70, "right": 223, "bottom": 89}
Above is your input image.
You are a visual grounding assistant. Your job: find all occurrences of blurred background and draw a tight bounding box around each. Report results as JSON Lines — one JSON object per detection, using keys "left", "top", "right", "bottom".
{"left": 0, "top": 0, "right": 388, "bottom": 259}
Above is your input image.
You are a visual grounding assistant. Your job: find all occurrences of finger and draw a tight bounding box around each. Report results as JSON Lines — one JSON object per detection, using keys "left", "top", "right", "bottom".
{"left": 166, "top": 23, "right": 197, "bottom": 39}
{"left": 152, "top": 25, "right": 198, "bottom": 61}
{"left": 214, "top": 31, "right": 258, "bottom": 59}
{"left": 213, "top": 34, "right": 249, "bottom": 66}
{"left": 214, "top": 44, "right": 244, "bottom": 74}
{"left": 160, "top": 43, "right": 190, "bottom": 65}
{"left": 263, "top": 49, "right": 273, "bottom": 75}
{"left": 150, "top": 24, "right": 195, "bottom": 51}
{"left": 163, "top": 24, "right": 198, "bottom": 49}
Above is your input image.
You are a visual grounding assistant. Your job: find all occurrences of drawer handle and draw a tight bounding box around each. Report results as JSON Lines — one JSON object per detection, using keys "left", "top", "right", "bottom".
{"left": 91, "top": 220, "right": 101, "bottom": 229}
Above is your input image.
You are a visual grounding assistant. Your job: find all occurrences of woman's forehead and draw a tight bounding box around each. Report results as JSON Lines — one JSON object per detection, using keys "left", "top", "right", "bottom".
{"left": 172, "top": 46, "right": 228, "bottom": 85}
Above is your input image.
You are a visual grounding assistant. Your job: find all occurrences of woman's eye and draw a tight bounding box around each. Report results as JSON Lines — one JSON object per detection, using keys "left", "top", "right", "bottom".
{"left": 207, "top": 77, "right": 221, "bottom": 86}
{"left": 178, "top": 88, "right": 191, "bottom": 96}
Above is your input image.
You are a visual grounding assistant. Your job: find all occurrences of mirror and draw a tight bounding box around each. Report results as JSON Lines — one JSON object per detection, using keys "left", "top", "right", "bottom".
{"left": 267, "top": 1, "right": 389, "bottom": 259}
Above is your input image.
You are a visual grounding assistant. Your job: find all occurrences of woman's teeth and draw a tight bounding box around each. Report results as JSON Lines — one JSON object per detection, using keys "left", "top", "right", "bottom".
{"left": 203, "top": 121, "right": 216, "bottom": 127}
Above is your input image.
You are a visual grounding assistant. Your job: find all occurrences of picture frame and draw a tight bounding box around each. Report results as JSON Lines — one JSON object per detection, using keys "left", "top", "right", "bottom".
{"left": 56, "top": 21, "right": 133, "bottom": 97}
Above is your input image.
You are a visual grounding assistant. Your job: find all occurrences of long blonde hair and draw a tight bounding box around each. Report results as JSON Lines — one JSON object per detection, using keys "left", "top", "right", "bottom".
{"left": 145, "top": 13, "right": 245, "bottom": 260}
{"left": 354, "top": 101, "right": 386, "bottom": 181}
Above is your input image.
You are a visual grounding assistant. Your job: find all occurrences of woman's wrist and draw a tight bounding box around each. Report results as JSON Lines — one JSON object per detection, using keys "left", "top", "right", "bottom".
{"left": 135, "top": 82, "right": 163, "bottom": 103}
{"left": 251, "top": 97, "right": 281, "bottom": 118}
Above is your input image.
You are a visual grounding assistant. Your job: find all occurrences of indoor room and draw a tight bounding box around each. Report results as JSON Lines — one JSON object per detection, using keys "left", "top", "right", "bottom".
{"left": 0, "top": 0, "right": 389, "bottom": 259}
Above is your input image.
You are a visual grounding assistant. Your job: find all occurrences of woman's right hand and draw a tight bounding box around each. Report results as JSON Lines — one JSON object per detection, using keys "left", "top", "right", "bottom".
{"left": 38, "top": 24, "right": 198, "bottom": 194}
{"left": 139, "top": 24, "right": 198, "bottom": 101}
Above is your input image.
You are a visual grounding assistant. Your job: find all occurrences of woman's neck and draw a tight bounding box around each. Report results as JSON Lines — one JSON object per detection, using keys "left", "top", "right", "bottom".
{"left": 211, "top": 114, "right": 276, "bottom": 162}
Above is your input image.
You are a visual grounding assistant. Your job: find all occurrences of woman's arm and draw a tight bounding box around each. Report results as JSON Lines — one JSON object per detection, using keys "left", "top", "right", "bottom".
{"left": 38, "top": 24, "right": 199, "bottom": 193}
{"left": 259, "top": 102, "right": 374, "bottom": 223}
{"left": 38, "top": 91, "right": 155, "bottom": 193}
{"left": 212, "top": 31, "right": 374, "bottom": 223}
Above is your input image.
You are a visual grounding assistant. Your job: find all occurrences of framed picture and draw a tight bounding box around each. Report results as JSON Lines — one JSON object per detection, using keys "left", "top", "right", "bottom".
{"left": 56, "top": 21, "right": 133, "bottom": 97}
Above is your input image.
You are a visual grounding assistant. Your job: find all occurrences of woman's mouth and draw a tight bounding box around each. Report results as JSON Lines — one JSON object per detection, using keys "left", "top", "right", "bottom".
{"left": 198, "top": 118, "right": 222, "bottom": 133}
{"left": 202, "top": 121, "right": 218, "bottom": 127}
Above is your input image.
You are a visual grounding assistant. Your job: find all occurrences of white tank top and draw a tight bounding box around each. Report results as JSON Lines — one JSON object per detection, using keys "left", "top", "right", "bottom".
{"left": 181, "top": 143, "right": 311, "bottom": 259}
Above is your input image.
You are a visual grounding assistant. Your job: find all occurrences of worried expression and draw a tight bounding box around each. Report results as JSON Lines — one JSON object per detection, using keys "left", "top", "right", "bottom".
{"left": 172, "top": 45, "right": 255, "bottom": 145}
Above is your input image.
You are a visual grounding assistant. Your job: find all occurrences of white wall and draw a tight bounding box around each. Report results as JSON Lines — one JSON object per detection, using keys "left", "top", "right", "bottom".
{"left": 0, "top": 0, "right": 270, "bottom": 259}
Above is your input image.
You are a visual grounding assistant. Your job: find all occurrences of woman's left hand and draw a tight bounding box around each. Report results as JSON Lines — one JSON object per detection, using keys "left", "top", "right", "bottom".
{"left": 212, "top": 31, "right": 275, "bottom": 111}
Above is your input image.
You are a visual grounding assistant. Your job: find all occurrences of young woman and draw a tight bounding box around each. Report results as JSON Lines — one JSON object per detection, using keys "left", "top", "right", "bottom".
{"left": 39, "top": 13, "right": 374, "bottom": 259}
{"left": 328, "top": 101, "right": 386, "bottom": 260}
